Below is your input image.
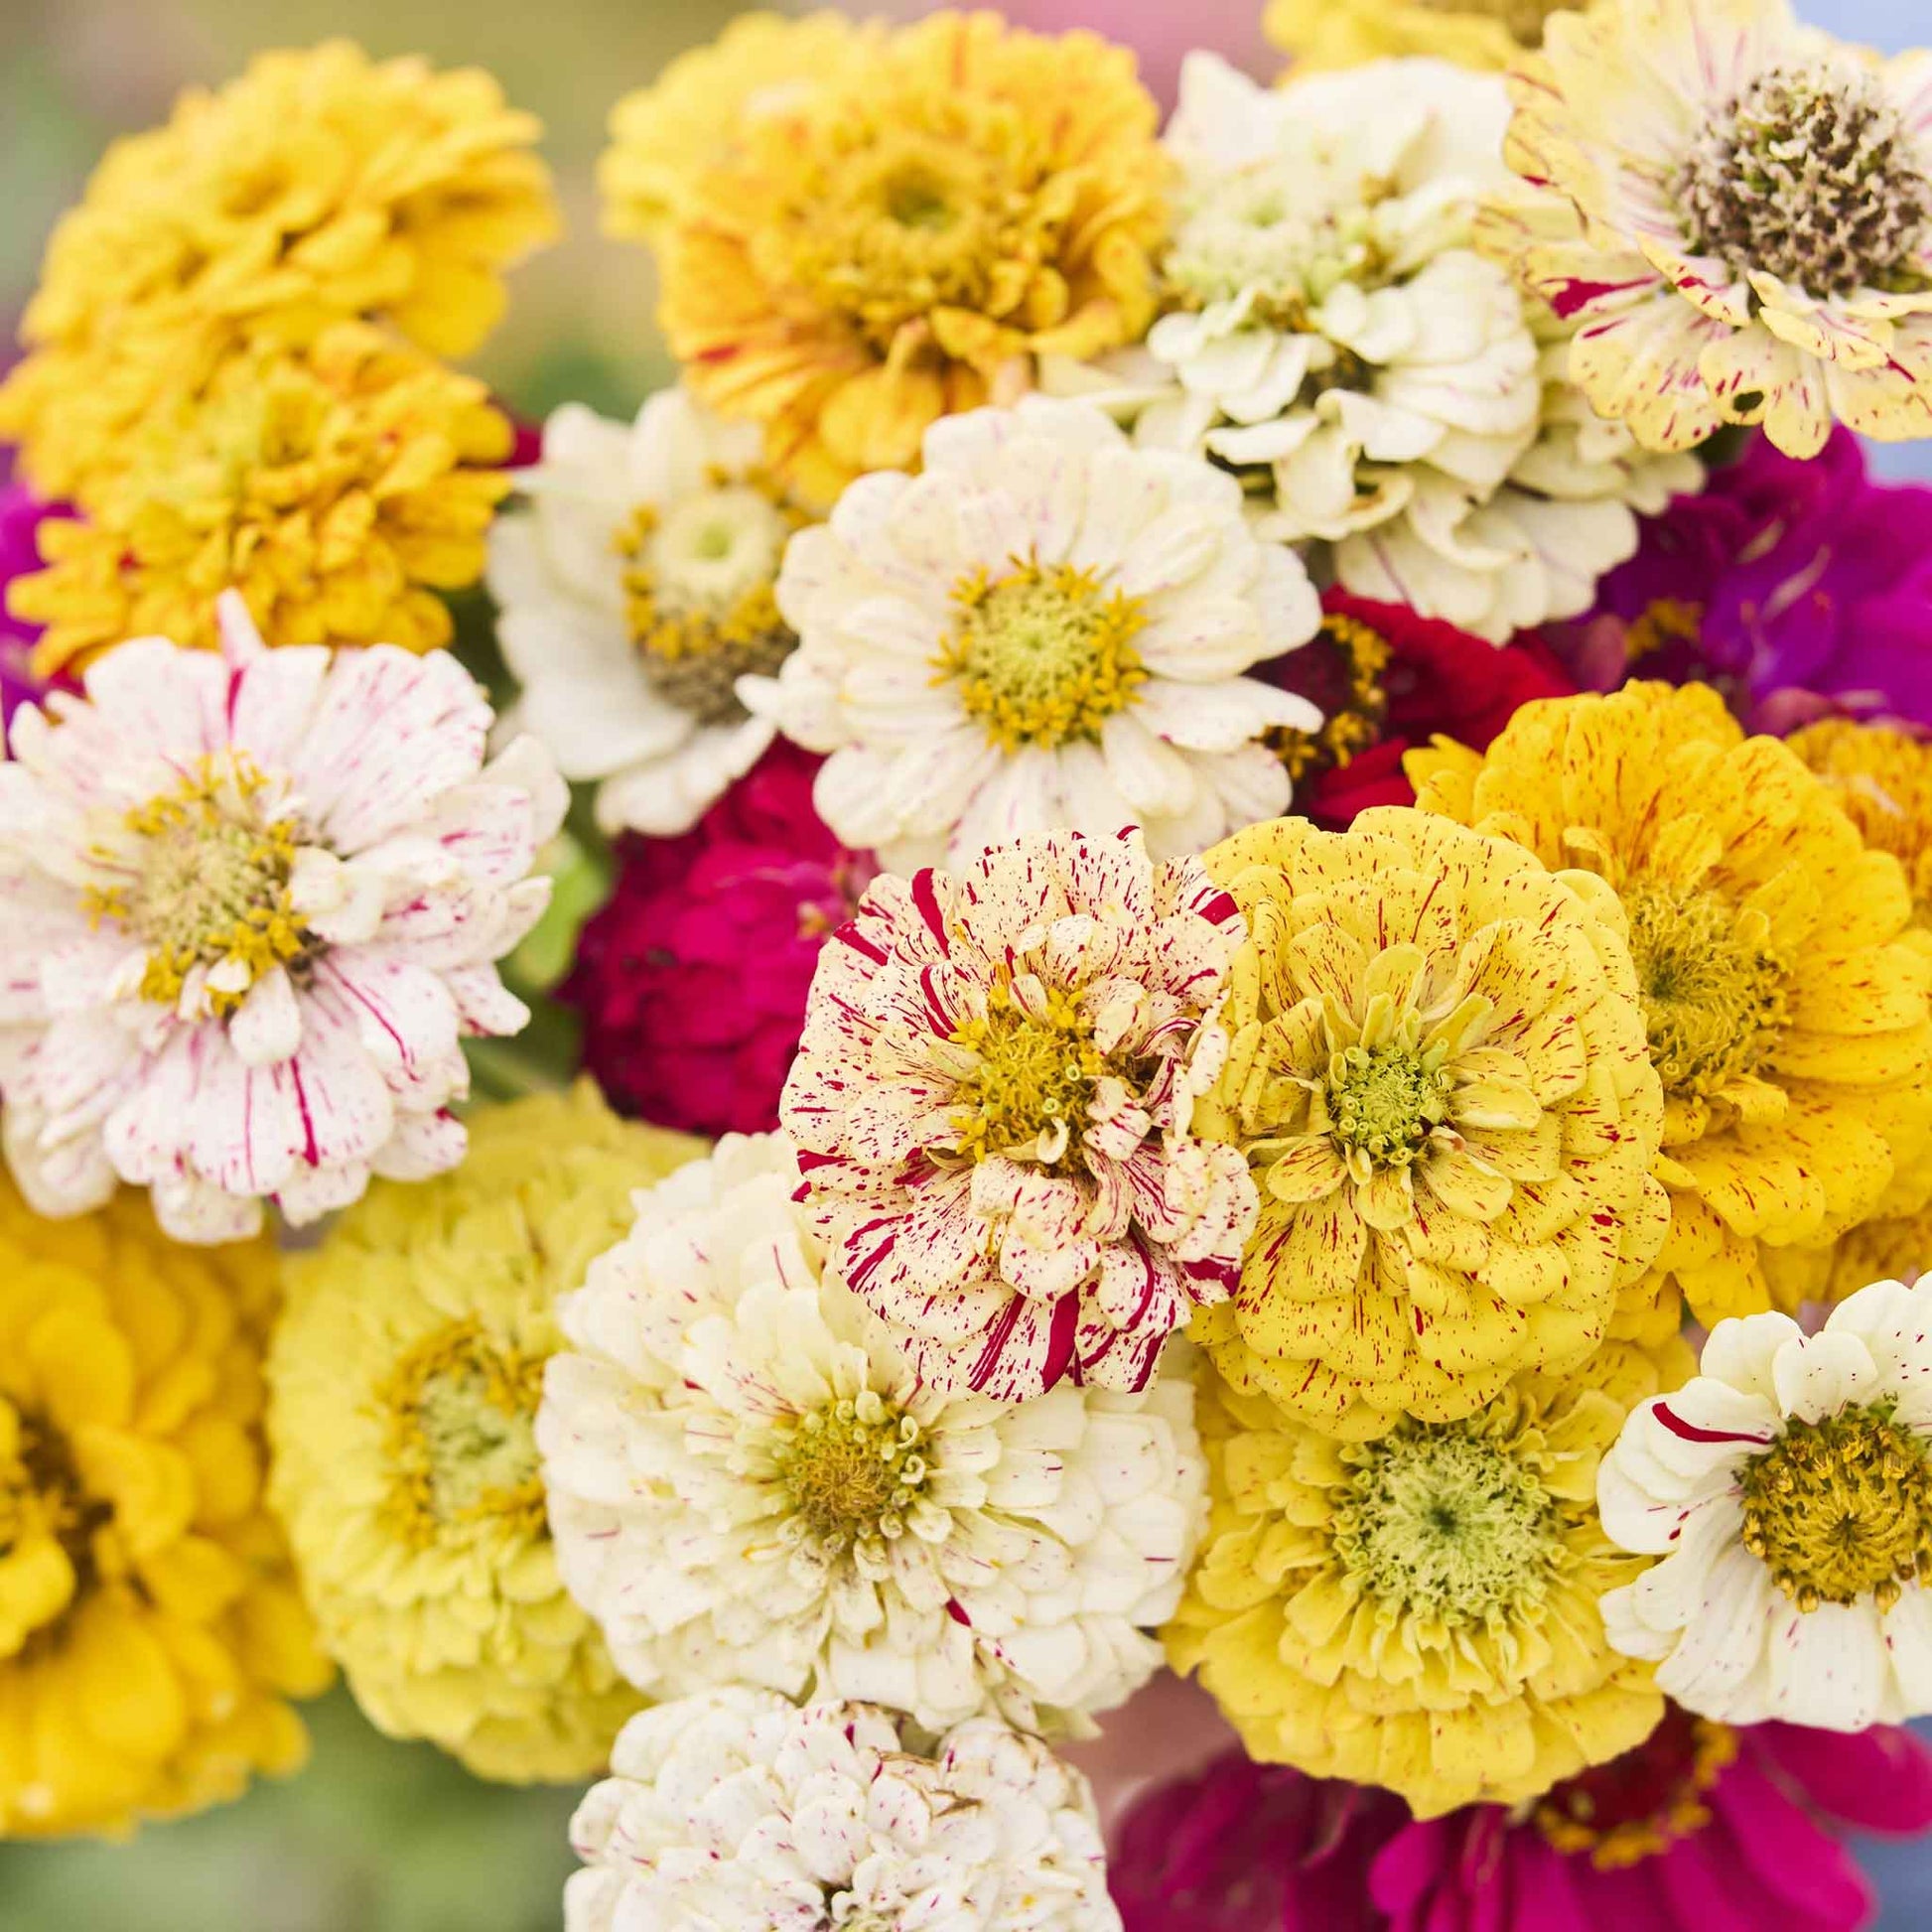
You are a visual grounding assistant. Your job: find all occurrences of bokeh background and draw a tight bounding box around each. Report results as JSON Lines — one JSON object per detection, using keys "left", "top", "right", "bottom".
{"left": 0, "top": 0, "right": 1928, "bottom": 1925}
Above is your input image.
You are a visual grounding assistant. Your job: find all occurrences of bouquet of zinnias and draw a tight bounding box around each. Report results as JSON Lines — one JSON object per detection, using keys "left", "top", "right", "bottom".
{"left": 6, "top": 3, "right": 1932, "bottom": 1927}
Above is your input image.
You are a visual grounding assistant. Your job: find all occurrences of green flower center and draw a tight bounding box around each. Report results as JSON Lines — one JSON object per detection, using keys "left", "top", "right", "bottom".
{"left": 1675, "top": 65, "right": 1932, "bottom": 296}
{"left": 1333, "top": 1421, "right": 1564, "bottom": 1626}
{"left": 1739, "top": 1405, "right": 1932, "bottom": 1611}
{"left": 1326, "top": 1037, "right": 1454, "bottom": 1169}
{"left": 773, "top": 1391, "right": 929, "bottom": 1556}
{"left": 1624, "top": 883, "right": 1787, "bottom": 1099}
{"left": 935, "top": 557, "right": 1148, "bottom": 752}
{"left": 946, "top": 980, "right": 1111, "bottom": 1169}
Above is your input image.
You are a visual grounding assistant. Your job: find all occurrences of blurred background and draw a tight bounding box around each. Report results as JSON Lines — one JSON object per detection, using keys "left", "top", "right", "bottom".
{"left": 0, "top": 0, "right": 1928, "bottom": 1925}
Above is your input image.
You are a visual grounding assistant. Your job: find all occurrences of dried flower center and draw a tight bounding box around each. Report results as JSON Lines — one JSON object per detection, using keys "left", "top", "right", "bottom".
{"left": 0, "top": 1407, "right": 109, "bottom": 1656}
{"left": 83, "top": 754, "right": 308, "bottom": 1016}
{"left": 380, "top": 1320, "right": 547, "bottom": 1547}
{"left": 1333, "top": 1420, "right": 1564, "bottom": 1626}
{"left": 1623, "top": 883, "right": 1787, "bottom": 1099}
{"left": 617, "top": 477, "right": 804, "bottom": 728}
{"left": 1674, "top": 65, "right": 1932, "bottom": 296}
{"left": 947, "top": 979, "right": 1110, "bottom": 1169}
{"left": 1739, "top": 1405, "right": 1932, "bottom": 1611}
{"left": 1268, "top": 611, "right": 1390, "bottom": 784}
{"left": 1325, "top": 1030, "right": 1455, "bottom": 1170}
{"left": 772, "top": 1391, "right": 929, "bottom": 1557}
{"left": 1535, "top": 1705, "right": 1736, "bottom": 1869}
{"left": 935, "top": 557, "right": 1149, "bottom": 752}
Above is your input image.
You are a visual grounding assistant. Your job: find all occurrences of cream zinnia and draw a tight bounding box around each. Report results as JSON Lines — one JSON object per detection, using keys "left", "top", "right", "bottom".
{"left": 750, "top": 396, "right": 1321, "bottom": 872}
{"left": 0, "top": 594, "right": 564, "bottom": 1240}
{"left": 782, "top": 829, "right": 1258, "bottom": 1403}
{"left": 538, "top": 1132, "right": 1206, "bottom": 1737}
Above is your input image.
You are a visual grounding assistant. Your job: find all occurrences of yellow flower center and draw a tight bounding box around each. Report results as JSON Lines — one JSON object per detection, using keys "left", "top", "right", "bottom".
{"left": 1412, "top": 0, "right": 1571, "bottom": 46}
{"left": 1739, "top": 1406, "right": 1932, "bottom": 1612}
{"left": 1623, "top": 883, "right": 1786, "bottom": 1099}
{"left": 1326, "top": 1032, "right": 1455, "bottom": 1170}
{"left": 772, "top": 1390, "right": 929, "bottom": 1556}
{"left": 1623, "top": 599, "right": 1705, "bottom": 666}
{"left": 0, "top": 1407, "right": 107, "bottom": 1657}
{"left": 380, "top": 1320, "right": 547, "bottom": 1548}
{"left": 1534, "top": 1705, "right": 1737, "bottom": 1869}
{"left": 1332, "top": 1420, "right": 1564, "bottom": 1626}
{"left": 935, "top": 558, "right": 1149, "bottom": 753}
{"left": 83, "top": 754, "right": 308, "bottom": 1016}
{"left": 1268, "top": 611, "right": 1390, "bottom": 784}
{"left": 946, "top": 979, "right": 1111, "bottom": 1169}
{"left": 618, "top": 478, "right": 803, "bottom": 728}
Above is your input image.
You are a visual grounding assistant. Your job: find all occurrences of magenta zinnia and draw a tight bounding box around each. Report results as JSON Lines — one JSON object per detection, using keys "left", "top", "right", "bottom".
{"left": 782, "top": 828, "right": 1258, "bottom": 1402}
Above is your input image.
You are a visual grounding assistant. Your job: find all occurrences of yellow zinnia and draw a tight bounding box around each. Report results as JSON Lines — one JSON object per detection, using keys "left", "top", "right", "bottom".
{"left": 1193, "top": 807, "right": 1666, "bottom": 1440}
{"left": 1790, "top": 718, "right": 1932, "bottom": 935}
{"left": 267, "top": 1085, "right": 701, "bottom": 1783}
{"left": 1263, "top": 0, "right": 1579, "bottom": 73}
{"left": 636, "top": 9, "right": 1169, "bottom": 505}
{"left": 1410, "top": 682, "right": 1932, "bottom": 1329}
{"left": 10, "top": 324, "right": 512, "bottom": 673}
{"left": 0, "top": 40, "right": 557, "bottom": 503}
{"left": 0, "top": 1179, "right": 330, "bottom": 1839}
{"left": 1167, "top": 1336, "right": 1688, "bottom": 1818}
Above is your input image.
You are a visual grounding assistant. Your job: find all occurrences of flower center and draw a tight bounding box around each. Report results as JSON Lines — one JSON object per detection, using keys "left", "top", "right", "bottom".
{"left": 1675, "top": 65, "right": 1932, "bottom": 296}
{"left": 1739, "top": 1405, "right": 1932, "bottom": 1611}
{"left": 935, "top": 557, "right": 1149, "bottom": 752}
{"left": 1412, "top": 0, "right": 1570, "bottom": 45}
{"left": 1623, "top": 884, "right": 1787, "bottom": 1099}
{"left": 946, "top": 979, "right": 1110, "bottom": 1168}
{"left": 1325, "top": 1030, "right": 1454, "bottom": 1170}
{"left": 1332, "top": 1420, "right": 1564, "bottom": 1626}
{"left": 617, "top": 480, "right": 803, "bottom": 728}
{"left": 380, "top": 1320, "right": 547, "bottom": 1547}
{"left": 1268, "top": 611, "right": 1390, "bottom": 783}
{"left": 1534, "top": 1705, "right": 1736, "bottom": 1869}
{"left": 771, "top": 1390, "right": 929, "bottom": 1557}
{"left": 1167, "top": 161, "right": 1387, "bottom": 317}
{"left": 83, "top": 754, "right": 308, "bottom": 1016}
{"left": 0, "top": 1406, "right": 109, "bottom": 1657}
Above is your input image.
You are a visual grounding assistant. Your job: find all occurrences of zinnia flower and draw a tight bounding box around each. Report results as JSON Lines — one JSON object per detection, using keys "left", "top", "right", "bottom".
{"left": 1408, "top": 681, "right": 1932, "bottom": 1330}
{"left": 1494, "top": 0, "right": 1932, "bottom": 458}
{"left": 1598, "top": 1274, "right": 1932, "bottom": 1729}
{"left": 1372, "top": 1707, "right": 1932, "bottom": 1932}
{"left": 783, "top": 828, "right": 1258, "bottom": 1401}
{"left": 561, "top": 741, "right": 874, "bottom": 1139}
{"left": 267, "top": 1085, "right": 698, "bottom": 1781}
{"left": 539, "top": 1132, "right": 1206, "bottom": 1734}
{"left": 754, "top": 396, "right": 1321, "bottom": 872}
{"left": 487, "top": 387, "right": 812, "bottom": 836}
{"left": 0, "top": 593, "right": 566, "bottom": 1243}
{"left": 566, "top": 1689, "right": 1121, "bottom": 1932}
{"left": 1192, "top": 806, "right": 1667, "bottom": 1437}
{"left": 1263, "top": 0, "right": 1578, "bottom": 71}
{"left": 0, "top": 40, "right": 557, "bottom": 502}
{"left": 1791, "top": 719, "right": 1932, "bottom": 930}
{"left": 12, "top": 324, "right": 513, "bottom": 673}
{"left": 0, "top": 1174, "right": 330, "bottom": 1837}
{"left": 631, "top": 9, "right": 1170, "bottom": 504}
{"left": 1167, "top": 1338, "right": 1686, "bottom": 1818}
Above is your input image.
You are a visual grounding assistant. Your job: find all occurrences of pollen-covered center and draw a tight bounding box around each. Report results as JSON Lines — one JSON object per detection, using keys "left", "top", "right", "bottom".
{"left": 84, "top": 753, "right": 308, "bottom": 1016}
{"left": 1325, "top": 1032, "right": 1455, "bottom": 1170}
{"left": 1267, "top": 610, "right": 1390, "bottom": 783}
{"left": 1739, "top": 1406, "right": 1932, "bottom": 1611}
{"left": 771, "top": 1391, "right": 929, "bottom": 1556}
{"left": 1332, "top": 1421, "right": 1565, "bottom": 1626}
{"left": 0, "top": 1404, "right": 109, "bottom": 1655}
{"left": 1675, "top": 65, "right": 1932, "bottom": 296}
{"left": 381, "top": 1320, "right": 547, "bottom": 1547}
{"left": 617, "top": 477, "right": 802, "bottom": 727}
{"left": 936, "top": 557, "right": 1149, "bottom": 752}
{"left": 946, "top": 979, "right": 1110, "bottom": 1169}
{"left": 1623, "top": 883, "right": 1787, "bottom": 1098}
{"left": 1534, "top": 1704, "right": 1737, "bottom": 1869}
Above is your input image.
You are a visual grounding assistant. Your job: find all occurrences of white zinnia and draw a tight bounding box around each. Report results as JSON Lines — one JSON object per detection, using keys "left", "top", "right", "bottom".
{"left": 1598, "top": 1276, "right": 1932, "bottom": 1731}
{"left": 0, "top": 594, "right": 564, "bottom": 1242}
{"left": 538, "top": 1132, "right": 1207, "bottom": 1736}
{"left": 566, "top": 1689, "right": 1121, "bottom": 1932}
{"left": 746, "top": 394, "right": 1321, "bottom": 874}
{"left": 487, "top": 386, "right": 805, "bottom": 837}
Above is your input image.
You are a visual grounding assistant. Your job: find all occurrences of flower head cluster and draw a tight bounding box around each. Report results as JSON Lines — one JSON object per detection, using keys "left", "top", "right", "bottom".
{"left": 783, "top": 829, "right": 1258, "bottom": 1402}
{"left": 488, "top": 387, "right": 816, "bottom": 837}
{"left": 0, "top": 595, "right": 566, "bottom": 1242}
{"left": 754, "top": 396, "right": 1321, "bottom": 872}
{"left": 619, "top": 9, "right": 1171, "bottom": 504}
{"left": 1409, "top": 682, "right": 1932, "bottom": 1330}
{"left": 566, "top": 1690, "right": 1121, "bottom": 1932}
{"left": 267, "top": 1085, "right": 698, "bottom": 1780}
{"left": 1495, "top": 0, "right": 1932, "bottom": 458}
{"left": 0, "top": 1176, "right": 330, "bottom": 1837}
{"left": 539, "top": 1132, "right": 1205, "bottom": 1735}
{"left": 1194, "top": 807, "right": 1667, "bottom": 1437}
{"left": 0, "top": 41, "right": 557, "bottom": 502}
